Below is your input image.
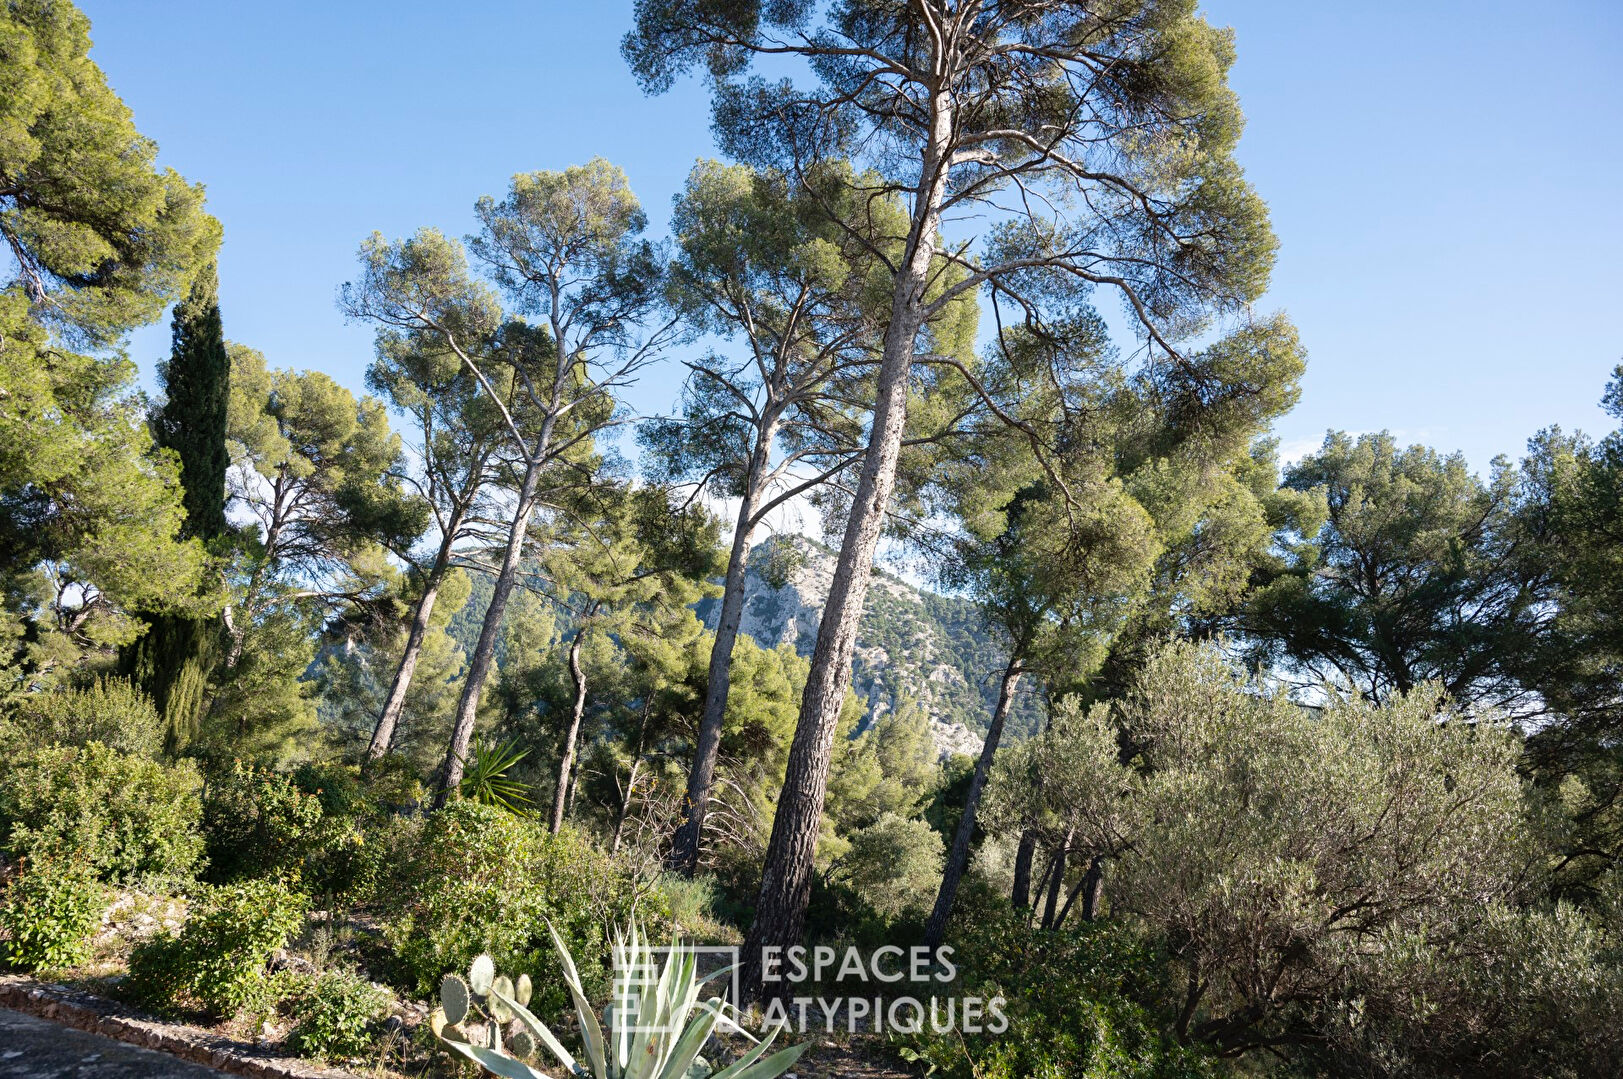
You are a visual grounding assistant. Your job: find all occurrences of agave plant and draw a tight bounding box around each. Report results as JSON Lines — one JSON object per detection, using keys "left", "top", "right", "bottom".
{"left": 431, "top": 924, "right": 805, "bottom": 1079}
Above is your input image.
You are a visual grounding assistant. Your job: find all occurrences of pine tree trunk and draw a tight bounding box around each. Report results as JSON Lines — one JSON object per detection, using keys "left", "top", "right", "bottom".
{"left": 551, "top": 628, "right": 589, "bottom": 835}
{"left": 1011, "top": 828, "right": 1038, "bottom": 909}
{"left": 924, "top": 661, "right": 1021, "bottom": 950}
{"left": 742, "top": 88, "right": 955, "bottom": 996}
{"left": 670, "top": 444, "right": 770, "bottom": 873}
{"left": 367, "top": 541, "right": 455, "bottom": 763}
{"left": 434, "top": 460, "right": 545, "bottom": 806}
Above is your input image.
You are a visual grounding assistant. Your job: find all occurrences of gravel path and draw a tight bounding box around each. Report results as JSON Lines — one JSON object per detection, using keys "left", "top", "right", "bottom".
{"left": 0, "top": 1008, "right": 227, "bottom": 1078}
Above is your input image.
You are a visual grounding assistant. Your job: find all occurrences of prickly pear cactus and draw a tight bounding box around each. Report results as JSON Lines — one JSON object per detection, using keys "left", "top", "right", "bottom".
{"left": 440, "top": 972, "right": 471, "bottom": 1025}
{"left": 489, "top": 975, "right": 515, "bottom": 1022}
{"left": 515, "top": 972, "right": 532, "bottom": 1008}
{"left": 468, "top": 953, "right": 495, "bottom": 996}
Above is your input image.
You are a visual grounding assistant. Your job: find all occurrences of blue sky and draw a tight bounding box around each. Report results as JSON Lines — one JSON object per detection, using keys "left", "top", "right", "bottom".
{"left": 84, "top": 0, "right": 1623, "bottom": 474}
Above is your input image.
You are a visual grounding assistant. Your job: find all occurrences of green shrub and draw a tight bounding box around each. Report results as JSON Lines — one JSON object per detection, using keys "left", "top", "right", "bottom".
{"left": 201, "top": 761, "right": 330, "bottom": 881}
{"left": 0, "top": 857, "right": 107, "bottom": 971}
{"left": 125, "top": 880, "right": 308, "bottom": 1018}
{"left": 202, "top": 760, "right": 388, "bottom": 898}
{"left": 656, "top": 871, "right": 725, "bottom": 936}
{"left": 898, "top": 888, "right": 1214, "bottom": 1079}
{"left": 3, "top": 678, "right": 163, "bottom": 757}
{"left": 0, "top": 742, "right": 203, "bottom": 883}
{"left": 286, "top": 968, "right": 388, "bottom": 1060}
{"left": 839, "top": 812, "right": 944, "bottom": 921}
{"left": 382, "top": 802, "right": 647, "bottom": 1016}
{"left": 358, "top": 753, "right": 424, "bottom": 811}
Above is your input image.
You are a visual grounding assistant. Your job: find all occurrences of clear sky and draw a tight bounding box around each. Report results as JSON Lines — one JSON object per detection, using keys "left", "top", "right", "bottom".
{"left": 82, "top": 0, "right": 1623, "bottom": 475}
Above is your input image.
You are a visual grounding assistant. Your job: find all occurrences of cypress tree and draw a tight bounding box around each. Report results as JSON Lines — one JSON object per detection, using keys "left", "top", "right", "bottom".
{"left": 122, "top": 263, "right": 230, "bottom": 753}
{"left": 155, "top": 262, "right": 231, "bottom": 540}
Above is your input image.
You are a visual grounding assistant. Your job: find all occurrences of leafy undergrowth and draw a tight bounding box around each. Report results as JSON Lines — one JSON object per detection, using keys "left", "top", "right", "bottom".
{"left": 18, "top": 885, "right": 915, "bottom": 1079}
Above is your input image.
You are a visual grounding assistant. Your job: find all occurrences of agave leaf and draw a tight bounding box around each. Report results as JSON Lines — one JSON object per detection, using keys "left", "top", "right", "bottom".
{"left": 652, "top": 1003, "right": 720, "bottom": 1079}
{"left": 490, "top": 985, "right": 579, "bottom": 1077}
{"left": 697, "top": 961, "right": 739, "bottom": 987}
{"left": 719, "top": 1042, "right": 810, "bottom": 1079}
{"left": 547, "top": 920, "right": 607, "bottom": 1079}
{"left": 441, "top": 1037, "right": 548, "bottom": 1079}
{"left": 710, "top": 1025, "right": 800, "bottom": 1079}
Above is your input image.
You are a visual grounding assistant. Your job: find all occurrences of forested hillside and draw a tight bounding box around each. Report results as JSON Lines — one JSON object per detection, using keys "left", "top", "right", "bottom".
{"left": 441, "top": 536, "right": 1034, "bottom": 759}
{"left": 698, "top": 536, "right": 1043, "bottom": 752}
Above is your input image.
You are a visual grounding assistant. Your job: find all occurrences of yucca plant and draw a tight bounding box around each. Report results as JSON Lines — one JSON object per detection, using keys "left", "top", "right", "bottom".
{"left": 431, "top": 923, "right": 805, "bottom": 1079}
{"left": 457, "top": 737, "right": 533, "bottom": 814}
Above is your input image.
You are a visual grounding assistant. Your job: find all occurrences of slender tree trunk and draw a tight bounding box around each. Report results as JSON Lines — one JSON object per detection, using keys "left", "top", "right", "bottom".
{"left": 670, "top": 436, "right": 772, "bottom": 873}
{"left": 613, "top": 702, "right": 652, "bottom": 854}
{"left": 1011, "top": 828, "right": 1038, "bottom": 909}
{"left": 1081, "top": 854, "right": 1105, "bottom": 923}
{"left": 1041, "top": 829, "right": 1073, "bottom": 930}
{"left": 434, "top": 458, "right": 545, "bottom": 806}
{"left": 611, "top": 758, "right": 641, "bottom": 854}
{"left": 367, "top": 520, "right": 461, "bottom": 762}
{"left": 551, "top": 627, "right": 588, "bottom": 834}
{"left": 924, "top": 661, "right": 1021, "bottom": 950}
{"left": 742, "top": 90, "right": 954, "bottom": 997}
{"left": 1055, "top": 853, "right": 1103, "bottom": 928}
{"left": 1026, "top": 841, "right": 1056, "bottom": 926}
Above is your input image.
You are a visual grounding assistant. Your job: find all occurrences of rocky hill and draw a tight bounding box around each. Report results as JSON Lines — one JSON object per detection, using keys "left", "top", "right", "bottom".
{"left": 697, "top": 536, "right": 1044, "bottom": 758}
{"left": 449, "top": 536, "right": 1040, "bottom": 759}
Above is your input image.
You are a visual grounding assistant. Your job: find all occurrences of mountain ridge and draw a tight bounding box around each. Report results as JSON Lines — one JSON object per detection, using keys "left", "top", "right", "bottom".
{"left": 698, "top": 535, "right": 1043, "bottom": 758}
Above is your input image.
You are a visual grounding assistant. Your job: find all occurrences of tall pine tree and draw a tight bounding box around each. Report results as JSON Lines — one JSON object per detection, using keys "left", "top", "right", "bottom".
{"left": 122, "top": 263, "right": 230, "bottom": 753}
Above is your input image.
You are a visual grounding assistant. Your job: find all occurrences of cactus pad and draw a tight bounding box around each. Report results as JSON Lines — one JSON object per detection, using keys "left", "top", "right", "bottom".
{"left": 440, "top": 973, "right": 471, "bottom": 1025}
{"left": 468, "top": 953, "right": 495, "bottom": 996}
{"left": 515, "top": 972, "right": 532, "bottom": 1007}
{"left": 489, "top": 975, "right": 515, "bottom": 1021}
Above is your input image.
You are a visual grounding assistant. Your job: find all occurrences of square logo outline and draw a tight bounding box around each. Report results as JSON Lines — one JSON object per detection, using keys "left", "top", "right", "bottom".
{"left": 612, "top": 944, "right": 741, "bottom": 1036}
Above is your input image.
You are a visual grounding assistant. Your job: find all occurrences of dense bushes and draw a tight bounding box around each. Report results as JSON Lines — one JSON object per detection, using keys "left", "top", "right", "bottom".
{"left": 839, "top": 812, "right": 943, "bottom": 921}
{"left": 1, "top": 678, "right": 163, "bottom": 757}
{"left": 380, "top": 802, "right": 653, "bottom": 1015}
{"left": 903, "top": 888, "right": 1214, "bottom": 1079}
{"left": 201, "top": 761, "right": 326, "bottom": 884}
{"left": 0, "top": 858, "right": 107, "bottom": 971}
{"left": 285, "top": 968, "right": 387, "bottom": 1060}
{"left": 125, "top": 881, "right": 308, "bottom": 1018}
{"left": 977, "top": 641, "right": 1623, "bottom": 1074}
{"left": 0, "top": 742, "right": 203, "bottom": 882}
{"left": 201, "top": 760, "right": 382, "bottom": 897}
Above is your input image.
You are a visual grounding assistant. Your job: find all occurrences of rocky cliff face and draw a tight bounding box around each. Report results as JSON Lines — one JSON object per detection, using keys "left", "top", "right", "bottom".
{"left": 699, "top": 536, "right": 1045, "bottom": 759}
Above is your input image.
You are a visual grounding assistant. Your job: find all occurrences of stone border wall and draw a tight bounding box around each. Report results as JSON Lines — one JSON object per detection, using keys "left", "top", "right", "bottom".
{"left": 0, "top": 976, "right": 353, "bottom": 1079}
